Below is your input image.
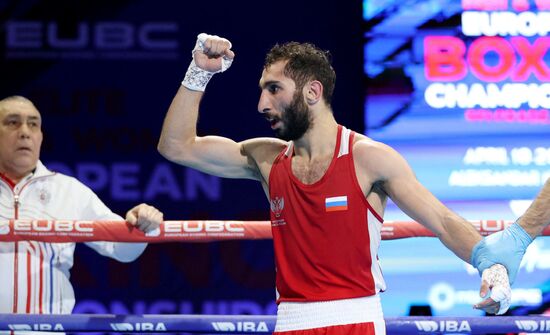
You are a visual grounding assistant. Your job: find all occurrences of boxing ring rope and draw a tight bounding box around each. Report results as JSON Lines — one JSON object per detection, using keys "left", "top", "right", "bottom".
{"left": 3, "top": 219, "right": 550, "bottom": 333}
{"left": 1, "top": 314, "right": 550, "bottom": 333}
{"left": 2, "top": 219, "right": 550, "bottom": 243}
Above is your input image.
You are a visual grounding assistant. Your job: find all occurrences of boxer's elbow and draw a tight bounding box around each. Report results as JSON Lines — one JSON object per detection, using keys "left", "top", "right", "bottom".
{"left": 158, "top": 137, "right": 196, "bottom": 164}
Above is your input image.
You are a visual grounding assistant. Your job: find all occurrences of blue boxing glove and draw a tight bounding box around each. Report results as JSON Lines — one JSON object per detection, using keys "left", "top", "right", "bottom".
{"left": 471, "top": 222, "right": 533, "bottom": 284}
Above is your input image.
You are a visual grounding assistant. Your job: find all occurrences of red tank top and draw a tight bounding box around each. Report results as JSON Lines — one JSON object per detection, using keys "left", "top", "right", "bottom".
{"left": 269, "top": 125, "right": 386, "bottom": 303}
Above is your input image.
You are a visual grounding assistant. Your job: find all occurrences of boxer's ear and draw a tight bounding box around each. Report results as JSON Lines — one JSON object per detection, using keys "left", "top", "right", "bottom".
{"left": 305, "top": 80, "right": 323, "bottom": 105}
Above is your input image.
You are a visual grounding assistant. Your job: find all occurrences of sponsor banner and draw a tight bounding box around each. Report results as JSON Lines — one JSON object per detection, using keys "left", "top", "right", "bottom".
{"left": 364, "top": 0, "right": 550, "bottom": 205}
{"left": 0, "top": 220, "right": 272, "bottom": 242}
{"left": 2, "top": 219, "right": 549, "bottom": 242}
{"left": 1, "top": 314, "right": 550, "bottom": 333}
{"left": 0, "top": 314, "right": 276, "bottom": 333}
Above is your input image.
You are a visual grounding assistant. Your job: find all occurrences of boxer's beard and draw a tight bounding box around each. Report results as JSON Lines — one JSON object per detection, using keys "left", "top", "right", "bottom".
{"left": 275, "top": 92, "right": 312, "bottom": 141}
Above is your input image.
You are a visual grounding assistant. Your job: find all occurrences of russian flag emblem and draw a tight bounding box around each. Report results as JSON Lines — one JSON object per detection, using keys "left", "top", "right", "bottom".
{"left": 325, "top": 196, "right": 348, "bottom": 212}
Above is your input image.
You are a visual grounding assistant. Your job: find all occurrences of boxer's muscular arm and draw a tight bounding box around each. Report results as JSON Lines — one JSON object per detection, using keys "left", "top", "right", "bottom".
{"left": 159, "top": 84, "right": 263, "bottom": 180}
{"left": 519, "top": 179, "right": 550, "bottom": 238}
{"left": 158, "top": 33, "right": 284, "bottom": 180}
{"left": 354, "top": 139, "right": 481, "bottom": 261}
{"left": 355, "top": 139, "right": 511, "bottom": 315}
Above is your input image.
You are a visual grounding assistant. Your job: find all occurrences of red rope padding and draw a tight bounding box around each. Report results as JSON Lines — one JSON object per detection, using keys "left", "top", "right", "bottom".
{"left": 0, "top": 219, "right": 547, "bottom": 243}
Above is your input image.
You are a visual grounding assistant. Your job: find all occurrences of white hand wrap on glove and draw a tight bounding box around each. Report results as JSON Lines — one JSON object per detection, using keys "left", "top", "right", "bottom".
{"left": 481, "top": 264, "right": 511, "bottom": 315}
{"left": 181, "top": 33, "right": 234, "bottom": 91}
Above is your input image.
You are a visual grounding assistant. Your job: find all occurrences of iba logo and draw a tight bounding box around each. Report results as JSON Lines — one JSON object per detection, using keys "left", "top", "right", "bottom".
{"left": 9, "top": 323, "right": 64, "bottom": 331}
{"left": 415, "top": 320, "right": 471, "bottom": 332}
{"left": 211, "top": 321, "right": 269, "bottom": 332}
{"left": 110, "top": 322, "right": 166, "bottom": 331}
{"left": 515, "top": 320, "right": 550, "bottom": 332}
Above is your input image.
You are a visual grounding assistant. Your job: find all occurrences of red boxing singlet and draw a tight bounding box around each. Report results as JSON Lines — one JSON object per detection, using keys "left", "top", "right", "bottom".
{"left": 269, "top": 125, "right": 386, "bottom": 303}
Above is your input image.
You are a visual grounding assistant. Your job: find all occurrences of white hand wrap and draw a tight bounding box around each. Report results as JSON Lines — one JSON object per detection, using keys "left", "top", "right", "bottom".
{"left": 181, "top": 33, "right": 234, "bottom": 91}
{"left": 481, "top": 264, "right": 511, "bottom": 315}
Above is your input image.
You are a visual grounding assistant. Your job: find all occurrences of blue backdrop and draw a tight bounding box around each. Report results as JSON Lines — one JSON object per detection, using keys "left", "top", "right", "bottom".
{"left": 0, "top": 0, "right": 364, "bottom": 324}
